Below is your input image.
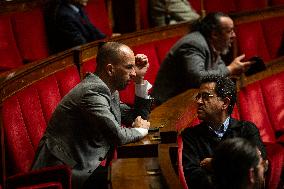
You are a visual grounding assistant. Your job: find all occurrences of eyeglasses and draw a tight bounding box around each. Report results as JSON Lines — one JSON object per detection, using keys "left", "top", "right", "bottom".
{"left": 195, "top": 92, "right": 214, "bottom": 101}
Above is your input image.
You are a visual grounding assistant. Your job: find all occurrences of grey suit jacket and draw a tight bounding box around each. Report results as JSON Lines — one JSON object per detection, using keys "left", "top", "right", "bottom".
{"left": 31, "top": 73, "right": 152, "bottom": 188}
{"left": 152, "top": 31, "right": 229, "bottom": 104}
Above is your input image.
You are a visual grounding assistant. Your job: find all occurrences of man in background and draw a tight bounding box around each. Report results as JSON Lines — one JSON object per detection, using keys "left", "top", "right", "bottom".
{"left": 152, "top": 12, "right": 253, "bottom": 105}
{"left": 45, "top": 0, "right": 106, "bottom": 54}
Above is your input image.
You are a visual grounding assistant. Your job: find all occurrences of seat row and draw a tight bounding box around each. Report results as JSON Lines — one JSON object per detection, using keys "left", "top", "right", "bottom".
{"left": 138, "top": 0, "right": 284, "bottom": 29}
{"left": 0, "top": 0, "right": 111, "bottom": 73}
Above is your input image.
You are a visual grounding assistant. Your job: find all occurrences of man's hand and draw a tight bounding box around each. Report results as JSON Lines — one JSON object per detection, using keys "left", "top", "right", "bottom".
{"left": 227, "top": 54, "right": 254, "bottom": 76}
{"left": 134, "top": 54, "right": 149, "bottom": 84}
{"left": 200, "top": 158, "right": 213, "bottom": 171}
{"left": 132, "top": 116, "right": 150, "bottom": 129}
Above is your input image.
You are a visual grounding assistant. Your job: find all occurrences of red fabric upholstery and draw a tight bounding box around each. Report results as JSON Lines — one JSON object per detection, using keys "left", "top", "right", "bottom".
{"left": 154, "top": 36, "right": 181, "bottom": 64}
{"left": 235, "top": 0, "right": 267, "bottom": 11}
{"left": 177, "top": 135, "right": 188, "bottom": 189}
{"left": 188, "top": 0, "right": 201, "bottom": 14}
{"left": 119, "top": 43, "right": 160, "bottom": 105}
{"left": 204, "top": 0, "right": 236, "bottom": 13}
{"left": 1, "top": 65, "right": 80, "bottom": 175}
{"left": 6, "top": 165, "right": 71, "bottom": 189}
{"left": 12, "top": 8, "right": 49, "bottom": 63}
{"left": 260, "top": 71, "right": 284, "bottom": 134}
{"left": 84, "top": 0, "right": 112, "bottom": 36}
{"left": 270, "top": 0, "right": 284, "bottom": 6}
{"left": 236, "top": 21, "right": 271, "bottom": 62}
{"left": 238, "top": 82, "right": 276, "bottom": 143}
{"left": 139, "top": 0, "right": 150, "bottom": 29}
{"left": 81, "top": 58, "right": 97, "bottom": 77}
{"left": 261, "top": 16, "right": 284, "bottom": 59}
{"left": 0, "top": 15, "right": 22, "bottom": 71}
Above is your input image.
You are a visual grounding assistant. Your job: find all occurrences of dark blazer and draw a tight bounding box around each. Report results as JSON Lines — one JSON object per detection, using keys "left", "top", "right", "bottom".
{"left": 46, "top": 3, "right": 106, "bottom": 54}
{"left": 151, "top": 31, "right": 229, "bottom": 104}
{"left": 31, "top": 73, "right": 152, "bottom": 188}
{"left": 181, "top": 118, "right": 266, "bottom": 189}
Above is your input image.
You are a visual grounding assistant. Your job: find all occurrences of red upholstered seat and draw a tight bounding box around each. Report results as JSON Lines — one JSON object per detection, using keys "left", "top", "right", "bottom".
{"left": 238, "top": 82, "right": 276, "bottom": 143}
{"left": 0, "top": 15, "right": 22, "bottom": 71}
{"left": 260, "top": 71, "right": 284, "bottom": 141}
{"left": 1, "top": 65, "right": 79, "bottom": 188}
{"left": 12, "top": 8, "right": 49, "bottom": 63}
{"left": 236, "top": 21, "right": 271, "bottom": 62}
{"left": 139, "top": 0, "right": 150, "bottom": 29}
{"left": 81, "top": 58, "right": 97, "bottom": 77}
{"left": 270, "top": 0, "right": 284, "bottom": 6}
{"left": 84, "top": 0, "right": 112, "bottom": 37}
{"left": 204, "top": 0, "right": 236, "bottom": 14}
{"left": 235, "top": 0, "right": 267, "bottom": 11}
{"left": 188, "top": 0, "right": 201, "bottom": 15}
{"left": 261, "top": 16, "right": 284, "bottom": 59}
{"left": 154, "top": 36, "right": 181, "bottom": 64}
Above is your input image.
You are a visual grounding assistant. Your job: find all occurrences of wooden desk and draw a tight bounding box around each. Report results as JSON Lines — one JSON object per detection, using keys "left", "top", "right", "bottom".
{"left": 112, "top": 89, "right": 198, "bottom": 189}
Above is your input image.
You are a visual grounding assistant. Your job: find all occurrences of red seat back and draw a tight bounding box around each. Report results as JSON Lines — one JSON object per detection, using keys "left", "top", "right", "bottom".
{"left": 12, "top": 8, "right": 49, "bottom": 63}
{"left": 260, "top": 71, "right": 284, "bottom": 134}
{"left": 84, "top": 0, "right": 112, "bottom": 36}
{"left": 204, "top": 0, "right": 236, "bottom": 13}
{"left": 188, "top": 0, "right": 201, "bottom": 15}
{"left": 139, "top": 0, "right": 150, "bottom": 29}
{"left": 235, "top": 0, "right": 267, "bottom": 11}
{"left": 236, "top": 21, "right": 271, "bottom": 62}
{"left": 270, "top": 0, "right": 284, "bottom": 6}
{"left": 262, "top": 16, "right": 284, "bottom": 59}
{"left": 238, "top": 82, "right": 276, "bottom": 143}
{"left": 1, "top": 65, "right": 80, "bottom": 175}
{"left": 0, "top": 15, "right": 23, "bottom": 71}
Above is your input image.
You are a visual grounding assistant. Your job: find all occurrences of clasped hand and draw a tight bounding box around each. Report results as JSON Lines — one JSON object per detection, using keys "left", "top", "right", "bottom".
{"left": 134, "top": 54, "right": 149, "bottom": 84}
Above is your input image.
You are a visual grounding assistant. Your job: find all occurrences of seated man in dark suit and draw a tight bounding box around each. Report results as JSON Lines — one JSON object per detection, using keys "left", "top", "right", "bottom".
{"left": 181, "top": 75, "right": 267, "bottom": 189}
{"left": 212, "top": 138, "right": 267, "bottom": 189}
{"left": 31, "top": 42, "right": 153, "bottom": 189}
{"left": 45, "top": 0, "right": 106, "bottom": 54}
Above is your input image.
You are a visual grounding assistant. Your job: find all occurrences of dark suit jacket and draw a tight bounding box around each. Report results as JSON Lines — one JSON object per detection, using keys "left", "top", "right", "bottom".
{"left": 46, "top": 3, "right": 106, "bottom": 54}
{"left": 31, "top": 73, "right": 152, "bottom": 188}
{"left": 151, "top": 31, "right": 229, "bottom": 104}
{"left": 181, "top": 118, "right": 266, "bottom": 189}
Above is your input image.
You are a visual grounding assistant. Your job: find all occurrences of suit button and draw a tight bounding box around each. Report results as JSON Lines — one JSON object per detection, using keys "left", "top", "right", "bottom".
{"left": 99, "top": 157, "right": 104, "bottom": 161}
{"left": 88, "top": 169, "right": 93, "bottom": 174}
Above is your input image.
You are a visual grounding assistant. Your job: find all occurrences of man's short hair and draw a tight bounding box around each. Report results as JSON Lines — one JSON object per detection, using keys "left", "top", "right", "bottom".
{"left": 194, "top": 12, "right": 230, "bottom": 39}
{"left": 96, "top": 42, "right": 127, "bottom": 71}
{"left": 200, "top": 75, "right": 236, "bottom": 115}
{"left": 212, "top": 138, "right": 260, "bottom": 189}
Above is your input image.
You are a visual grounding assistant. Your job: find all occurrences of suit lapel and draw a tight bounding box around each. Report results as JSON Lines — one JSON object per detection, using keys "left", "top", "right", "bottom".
{"left": 110, "top": 92, "right": 121, "bottom": 124}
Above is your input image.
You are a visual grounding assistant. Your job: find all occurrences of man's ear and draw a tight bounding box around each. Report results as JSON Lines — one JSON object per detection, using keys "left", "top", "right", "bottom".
{"left": 222, "top": 97, "right": 231, "bottom": 110}
{"left": 106, "top": 64, "right": 114, "bottom": 76}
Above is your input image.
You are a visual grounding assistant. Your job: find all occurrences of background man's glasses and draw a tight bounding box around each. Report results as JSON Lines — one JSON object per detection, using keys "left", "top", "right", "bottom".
{"left": 195, "top": 92, "right": 214, "bottom": 101}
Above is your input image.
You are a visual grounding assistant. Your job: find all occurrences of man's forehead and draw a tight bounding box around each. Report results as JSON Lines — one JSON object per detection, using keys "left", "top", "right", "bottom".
{"left": 219, "top": 16, "right": 234, "bottom": 28}
{"left": 199, "top": 82, "right": 216, "bottom": 92}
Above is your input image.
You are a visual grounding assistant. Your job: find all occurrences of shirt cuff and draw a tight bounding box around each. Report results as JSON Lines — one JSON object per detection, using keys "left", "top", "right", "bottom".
{"left": 134, "top": 128, "right": 148, "bottom": 137}
{"left": 135, "top": 80, "right": 152, "bottom": 99}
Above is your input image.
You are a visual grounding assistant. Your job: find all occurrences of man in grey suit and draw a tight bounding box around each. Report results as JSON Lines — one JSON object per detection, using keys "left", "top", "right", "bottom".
{"left": 31, "top": 42, "right": 153, "bottom": 188}
{"left": 151, "top": 12, "right": 253, "bottom": 105}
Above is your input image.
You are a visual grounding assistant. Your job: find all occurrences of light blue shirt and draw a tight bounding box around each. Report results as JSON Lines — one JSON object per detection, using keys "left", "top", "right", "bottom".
{"left": 209, "top": 117, "right": 230, "bottom": 139}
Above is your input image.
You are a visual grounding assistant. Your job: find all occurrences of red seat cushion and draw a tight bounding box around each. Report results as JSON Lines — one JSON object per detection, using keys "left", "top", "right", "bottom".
{"left": 236, "top": 21, "right": 271, "bottom": 62}
{"left": 261, "top": 16, "right": 284, "bottom": 59}
{"left": 0, "top": 15, "right": 22, "bottom": 71}
{"left": 238, "top": 82, "right": 276, "bottom": 143}
{"left": 84, "top": 0, "right": 112, "bottom": 36}
{"left": 12, "top": 8, "right": 49, "bottom": 63}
